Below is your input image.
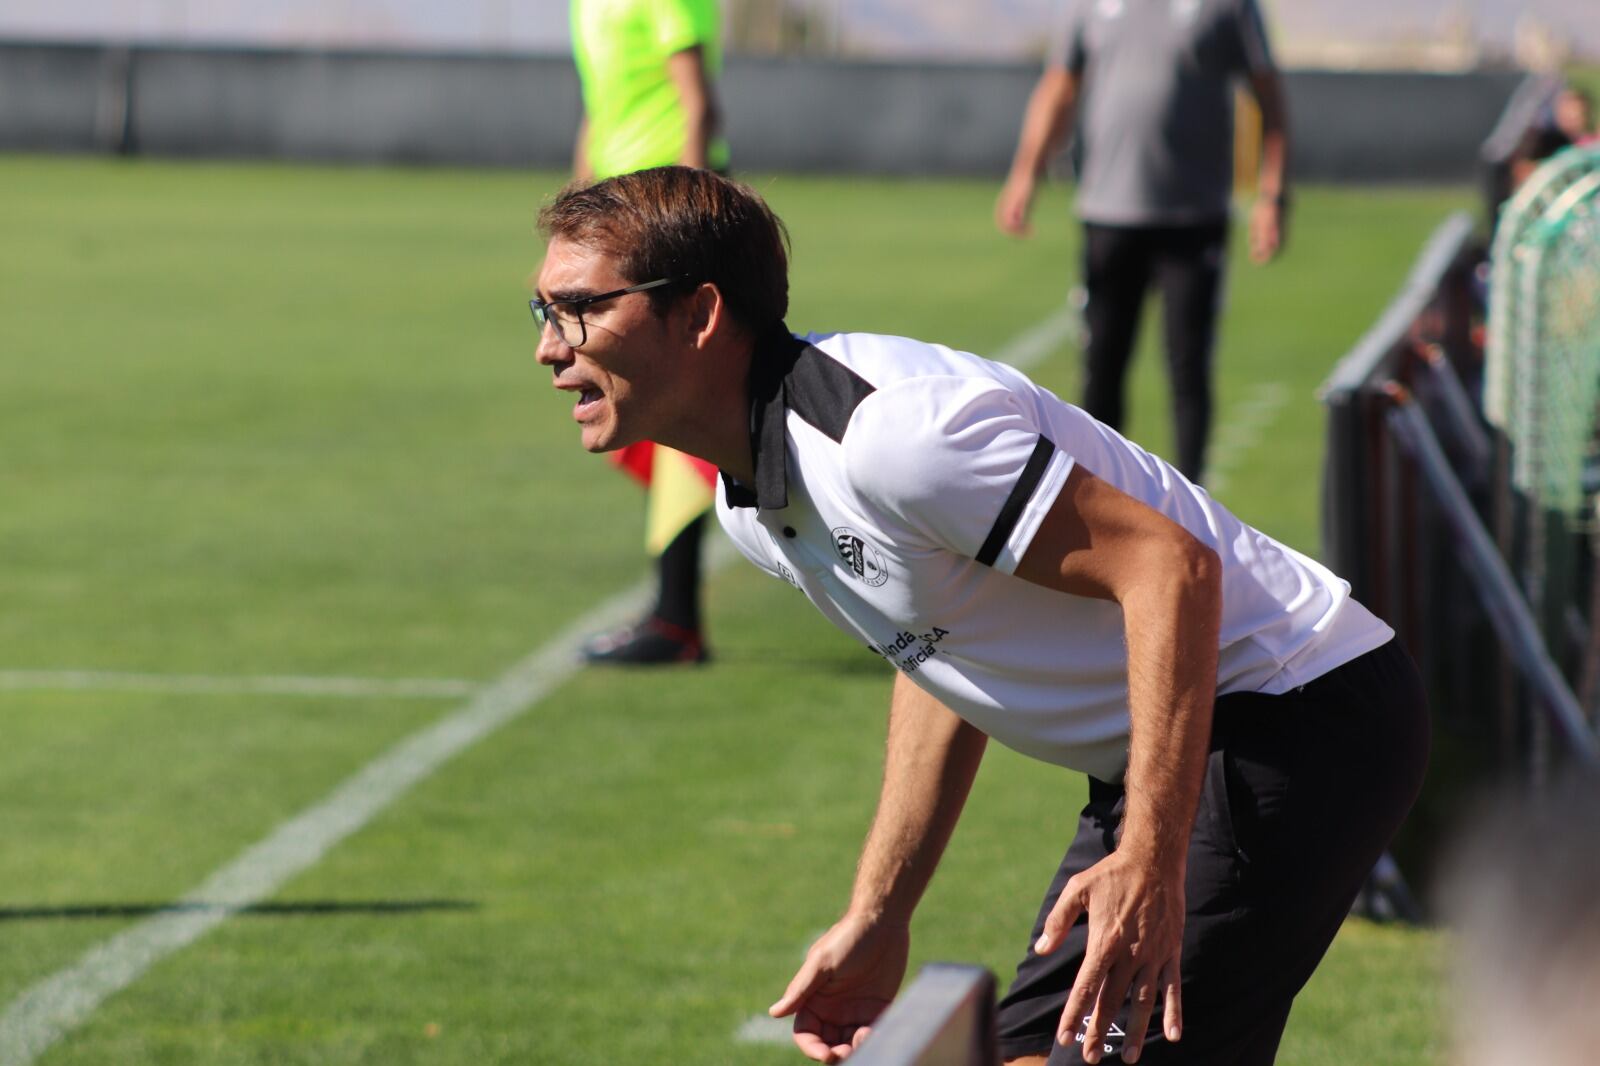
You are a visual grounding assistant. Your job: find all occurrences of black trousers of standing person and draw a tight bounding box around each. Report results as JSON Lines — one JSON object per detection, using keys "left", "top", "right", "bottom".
{"left": 994, "top": 640, "right": 1431, "bottom": 1065}
{"left": 1079, "top": 220, "right": 1230, "bottom": 483}
{"left": 655, "top": 513, "right": 704, "bottom": 632}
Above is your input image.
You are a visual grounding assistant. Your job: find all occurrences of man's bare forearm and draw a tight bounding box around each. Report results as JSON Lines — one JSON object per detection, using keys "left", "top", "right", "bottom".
{"left": 847, "top": 674, "right": 988, "bottom": 925}
{"left": 665, "top": 47, "right": 715, "bottom": 170}
{"left": 1252, "top": 71, "right": 1289, "bottom": 200}
{"left": 1116, "top": 539, "right": 1222, "bottom": 871}
{"left": 1006, "top": 67, "right": 1079, "bottom": 183}
{"left": 1258, "top": 127, "right": 1287, "bottom": 201}
{"left": 1012, "top": 468, "right": 1223, "bottom": 871}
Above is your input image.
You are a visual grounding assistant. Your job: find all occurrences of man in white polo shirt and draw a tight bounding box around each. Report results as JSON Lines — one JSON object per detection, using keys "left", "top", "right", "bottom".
{"left": 531, "top": 167, "right": 1428, "bottom": 1066}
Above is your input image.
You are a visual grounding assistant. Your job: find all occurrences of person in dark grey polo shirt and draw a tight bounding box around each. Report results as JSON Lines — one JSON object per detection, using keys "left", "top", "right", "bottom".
{"left": 997, "top": 0, "right": 1290, "bottom": 483}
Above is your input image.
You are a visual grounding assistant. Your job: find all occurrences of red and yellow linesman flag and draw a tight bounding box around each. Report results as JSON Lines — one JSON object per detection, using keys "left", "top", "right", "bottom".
{"left": 611, "top": 440, "right": 719, "bottom": 555}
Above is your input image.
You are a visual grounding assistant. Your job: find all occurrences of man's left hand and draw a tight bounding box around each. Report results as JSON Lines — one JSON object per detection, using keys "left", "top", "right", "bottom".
{"left": 1249, "top": 197, "right": 1285, "bottom": 264}
{"left": 1033, "top": 849, "right": 1186, "bottom": 1064}
{"left": 769, "top": 914, "right": 910, "bottom": 1063}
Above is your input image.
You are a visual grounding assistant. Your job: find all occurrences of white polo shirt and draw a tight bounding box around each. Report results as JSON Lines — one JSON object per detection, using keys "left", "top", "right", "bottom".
{"left": 716, "top": 330, "right": 1393, "bottom": 782}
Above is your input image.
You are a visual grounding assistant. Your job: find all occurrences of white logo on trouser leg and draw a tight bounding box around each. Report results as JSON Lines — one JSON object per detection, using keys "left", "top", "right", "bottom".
{"left": 1074, "top": 1017, "right": 1125, "bottom": 1056}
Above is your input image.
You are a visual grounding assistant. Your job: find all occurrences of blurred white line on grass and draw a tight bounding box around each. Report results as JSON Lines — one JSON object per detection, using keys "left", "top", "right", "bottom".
{"left": 0, "top": 670, "right": 482, "bottom": 700}
{"left": 1203, "top": 382, "right": 1289, "bottom": 495}
{"left": 0, "top": 579, "right": 668, "bottom": 1065}
{"left": 736, "top": 1015, "right": 797, "bottom": 1045}
{"left": 990, "top": 300, "right": 1080, "bottom": 371}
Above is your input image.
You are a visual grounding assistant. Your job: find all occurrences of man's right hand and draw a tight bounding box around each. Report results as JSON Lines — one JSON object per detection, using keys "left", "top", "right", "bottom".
{"left": 995, "top": 173, "right": 1038, "bottom": 237}
{"left": 768, "top": 914, "right": 911, "bottom": 1063}
{"left": 998, "top": 65, "right": 1076, "bottom": 238}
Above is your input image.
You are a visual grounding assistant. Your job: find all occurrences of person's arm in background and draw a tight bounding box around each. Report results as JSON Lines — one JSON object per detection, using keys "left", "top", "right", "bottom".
{"left": 1247, "top": 68, "right": 1289, "bottom": 263}
{"left": 665, "top": 45, "right": 717, "bottom": 170}
{"left": 1238, "top": 0, "right": 1289, "bottom": 263}
{"left": 1014, "top": 466, "right": 1222, "bottom": 1064}
{"left": 769, "top": 674, "right": 989, "bottom": 1064}
{"left": 996, "top": 66, "right": 1080, "bottom": 236}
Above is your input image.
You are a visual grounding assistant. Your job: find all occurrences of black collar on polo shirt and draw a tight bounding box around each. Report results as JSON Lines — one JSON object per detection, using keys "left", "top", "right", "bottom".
{"left": 722, "top": 324, "right": 805, "bottom": 511}
{"left": 721, "top": 326, "right": 877, "bottom": 512}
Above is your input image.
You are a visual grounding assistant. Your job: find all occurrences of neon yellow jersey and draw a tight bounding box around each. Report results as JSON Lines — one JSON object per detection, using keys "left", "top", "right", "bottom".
{"left": 571, "top": 0, "right": 729, "bottom": 178}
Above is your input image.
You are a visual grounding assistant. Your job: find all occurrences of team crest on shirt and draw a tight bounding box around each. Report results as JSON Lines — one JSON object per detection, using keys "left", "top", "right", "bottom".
{"left": 832, "top": 527, "right": 890, "bottom": 586}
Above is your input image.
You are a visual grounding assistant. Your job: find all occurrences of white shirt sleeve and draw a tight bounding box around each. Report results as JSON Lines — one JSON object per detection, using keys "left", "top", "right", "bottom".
{"left": 841, "top": 376, "right": 1075, "bottom": 573}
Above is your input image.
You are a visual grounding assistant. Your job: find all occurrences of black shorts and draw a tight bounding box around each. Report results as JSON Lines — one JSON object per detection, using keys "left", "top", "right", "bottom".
{"left": 995, "top": 640, "right": 1430, "bottom": 1064}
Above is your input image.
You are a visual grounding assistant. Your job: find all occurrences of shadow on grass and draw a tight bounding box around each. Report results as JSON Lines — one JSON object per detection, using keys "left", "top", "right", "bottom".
{"left": 0, "top": 899, "right": 479, "bottom": 922}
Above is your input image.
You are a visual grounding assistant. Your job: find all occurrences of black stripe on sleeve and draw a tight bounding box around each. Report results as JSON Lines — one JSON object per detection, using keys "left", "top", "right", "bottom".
{"left": 975, "top": 435, "right": 1057, "bottom": 568}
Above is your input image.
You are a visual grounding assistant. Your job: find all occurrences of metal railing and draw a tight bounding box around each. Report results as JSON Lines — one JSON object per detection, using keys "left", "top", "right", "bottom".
{"left": 1320, "top": 211, "right": 1600, "bottom": 788}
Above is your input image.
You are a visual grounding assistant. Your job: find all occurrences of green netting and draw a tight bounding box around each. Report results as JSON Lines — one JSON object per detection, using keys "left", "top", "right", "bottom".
{"left": 1486, "top": 146, "right": 1600, "bottom": 515}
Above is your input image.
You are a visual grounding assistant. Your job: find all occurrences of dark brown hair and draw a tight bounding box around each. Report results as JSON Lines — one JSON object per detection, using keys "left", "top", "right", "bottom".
{"left": 538, "top": 166, "right": 790, "bottom": 333}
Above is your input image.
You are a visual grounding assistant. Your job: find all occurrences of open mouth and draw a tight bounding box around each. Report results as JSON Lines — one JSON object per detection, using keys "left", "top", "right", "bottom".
{"left": 575, "top": 386, "right": 604, "bottom": 417}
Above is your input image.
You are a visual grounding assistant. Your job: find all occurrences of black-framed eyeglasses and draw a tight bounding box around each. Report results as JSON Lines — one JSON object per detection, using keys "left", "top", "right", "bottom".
{"left": 529, "top": 277, "right": 677, "bottom": 349}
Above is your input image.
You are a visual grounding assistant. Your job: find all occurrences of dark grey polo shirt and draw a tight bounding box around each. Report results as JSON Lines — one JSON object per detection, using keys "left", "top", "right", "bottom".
{"left": 1060, "top": 0, "right": 1276, "bottom": 226}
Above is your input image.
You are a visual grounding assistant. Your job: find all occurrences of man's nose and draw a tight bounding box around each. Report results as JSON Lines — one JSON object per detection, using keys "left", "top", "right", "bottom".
{"left": 534, "top": 320, "right": 569, "bottom": 366}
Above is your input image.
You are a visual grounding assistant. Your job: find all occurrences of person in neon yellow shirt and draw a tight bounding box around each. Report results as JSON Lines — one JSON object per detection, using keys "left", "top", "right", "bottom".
{"left": 572, "top": 0, "right": 729, "bottom": 179}
{"left": 567, "top": 0, "right": 728, "bottom": 664}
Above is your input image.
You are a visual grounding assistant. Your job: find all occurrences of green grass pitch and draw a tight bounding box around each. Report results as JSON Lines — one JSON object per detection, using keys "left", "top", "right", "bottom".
{"left": 0, "top": 155, "right": 1465, "bottom": 1064}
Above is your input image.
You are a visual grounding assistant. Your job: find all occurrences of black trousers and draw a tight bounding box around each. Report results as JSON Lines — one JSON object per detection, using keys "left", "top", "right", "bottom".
{"left": 1080, "top": 220, "right": 1230, "bottom": 482}
{"left": 995, "top": 641, "right": 1430, "bottom": 1064}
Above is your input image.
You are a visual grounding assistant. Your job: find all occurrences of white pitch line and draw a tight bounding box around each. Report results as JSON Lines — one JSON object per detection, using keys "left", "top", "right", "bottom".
{"left": 733, "top": 926, "right": 830, "bottom": 1048}
{"left": 736, "top": 1015, "right": 797, "bottom": 1045}
{"left": 991, "top": 301, "right": 1081, "bottom": 371}
{"left": 1203, "top": 382, "right": 1289, "bottom": 495}
{"left": 0, "top": 670, "right": 482, "bottom": 701}
{"left": 0, "top": 576, "right": 664, "bottom": 1066}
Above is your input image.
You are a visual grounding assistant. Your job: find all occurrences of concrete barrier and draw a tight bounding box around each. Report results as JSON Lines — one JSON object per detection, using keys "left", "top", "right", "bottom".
{"left": 721, "top": 55, "right": 1037, "bottom": 175}
{"left": 0, "top": 39, "right": 1523, "bottom": 182}
{"left": 1287, "top": 68, "right": 1529, "bottom": 183}
{"left": 0, "top": 42, "right": 126, "bottom": 152}
{"left": 127, "top": 47, "right": 579, "bottom": 166}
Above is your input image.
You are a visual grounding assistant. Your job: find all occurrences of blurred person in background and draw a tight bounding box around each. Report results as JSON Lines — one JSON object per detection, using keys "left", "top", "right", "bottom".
{"left": 1440, "top": 775, "right": 1600, "bottom": 1066}
{"left": 1508, "top": 123, "right": 1573, "bottom": 192}
{"left": 566, "top": 0, "right": 729, "bottom": 663}
{"left": 996, "top": 0, "right": 1289, "bottom": 484}
{"left": 1553, "top": 85, "right": 1597, "bottom": 147}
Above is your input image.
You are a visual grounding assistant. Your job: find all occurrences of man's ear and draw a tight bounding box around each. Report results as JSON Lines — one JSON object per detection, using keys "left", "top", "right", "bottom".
{"left": 681, "top": 281, "right": 726, "bottom": 349}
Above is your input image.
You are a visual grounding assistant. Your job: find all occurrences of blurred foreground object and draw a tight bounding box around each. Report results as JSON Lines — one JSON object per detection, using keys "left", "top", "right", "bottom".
{"left": 1484, "top": 143, "right": 1600, "bottom": 776}
{"left": 1485, "top": 144, "right": 1600, "bottom": 518}
{"left": 1440, "top": 775, "right": 1600, "bottom": 1066}
{"left": 849, "top": 965, "right": 998, "bottom": 1066}
{"left": 1318, "top": 116, "right": 1600, "bottom": 899}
